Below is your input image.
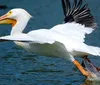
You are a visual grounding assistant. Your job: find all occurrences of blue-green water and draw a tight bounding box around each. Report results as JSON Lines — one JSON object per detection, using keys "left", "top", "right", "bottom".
{"left": 0, "top": 0, "right": 100, "bottom": 85}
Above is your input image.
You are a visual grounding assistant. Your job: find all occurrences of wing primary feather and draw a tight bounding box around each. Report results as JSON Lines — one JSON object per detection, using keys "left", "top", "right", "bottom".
{"left": 69, "top": 0, "right": 77, "bottom": 15}
{"left": 76, "top": 0, "right": 82, "bottom": 8}
{"left": 62, "top": 0, "right": 97, "bottom": 28}
{"left": 72, "top": 0, "right": 82, "bottom": 14}
{"left": 61, "top": 0, "right": 66, "bottom": 16}
{"left": 0, "top": 39, "right": 9, "bottom": 42}
{"left": 65, "top": 0, "right": 71, "bottom": 15}
{"left": 0, "top": 38, "right": 31, "bottom": 42}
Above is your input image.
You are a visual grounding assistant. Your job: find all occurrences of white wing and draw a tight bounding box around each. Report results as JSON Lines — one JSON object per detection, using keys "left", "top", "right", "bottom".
{"left": 50, "top": 22, "right": 94, "bottom": 42}
{"left": 0, "top": 34, "right": 33, "bottom": 42}
{"left": 0, "top": 22, "right": 94, "bottom": 44}
{"left": 27, "top": 29, "right": 56, "bottom": 44}
{"left": 0, "top": 31, "right": 55, "bottom": 44}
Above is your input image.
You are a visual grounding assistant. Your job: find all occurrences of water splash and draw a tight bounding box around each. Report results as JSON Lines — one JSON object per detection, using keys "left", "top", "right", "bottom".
{"left": 82, "top": 58, "right": 100, "bottom": 85}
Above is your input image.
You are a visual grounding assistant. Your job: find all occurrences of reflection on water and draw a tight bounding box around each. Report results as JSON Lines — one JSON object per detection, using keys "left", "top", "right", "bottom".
{"left": 82, "top": 78, "right": 100, "bottom": 85}
{"left": 0, "top": 0, "right": 100, "bottom": 85}
{"left": 81, "top": 57, "right": 100, "bottom": 85}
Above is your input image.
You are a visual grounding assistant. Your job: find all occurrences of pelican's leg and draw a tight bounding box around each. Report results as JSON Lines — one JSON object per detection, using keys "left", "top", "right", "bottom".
{"left": 81, "top": 55, "right": 88, "bottom": 68}
{"left": 72, "top": 60, "right": 89, "bottom": 77}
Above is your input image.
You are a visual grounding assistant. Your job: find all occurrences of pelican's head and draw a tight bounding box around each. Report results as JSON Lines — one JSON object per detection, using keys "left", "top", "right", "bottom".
{"left": 0, "top": 8, "right": 32, "bottom": 27}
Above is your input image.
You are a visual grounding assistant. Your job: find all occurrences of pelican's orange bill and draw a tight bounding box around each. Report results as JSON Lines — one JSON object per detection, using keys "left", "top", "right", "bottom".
{"left": 0, "top": 14, "right": 17, "bottom": 27}
{"left": 0, "top": 18, "right": 16, "bottom": 27}
{"left": 0, "top": 14, "right": 8, "bottom": 20}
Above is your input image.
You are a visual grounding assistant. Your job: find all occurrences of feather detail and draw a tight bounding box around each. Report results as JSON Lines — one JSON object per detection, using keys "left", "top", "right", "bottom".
{"left": 61, "top": 0, "right": 97, "bottom": 28}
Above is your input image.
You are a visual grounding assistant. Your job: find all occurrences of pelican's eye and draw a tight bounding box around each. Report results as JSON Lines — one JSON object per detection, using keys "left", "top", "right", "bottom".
{"left": 9, "top": 11, "right": 12, "bottom": 14}
{"left": 7, "top": 11, "right": 12, "bottom": 16}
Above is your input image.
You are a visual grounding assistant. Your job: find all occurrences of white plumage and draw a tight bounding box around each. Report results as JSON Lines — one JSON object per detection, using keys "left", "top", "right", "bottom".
{"left": 0, "top": 21, "right": 100, "bottom": 61}
{"left": 0, "top": 0, "right": 99, "bottom": 77}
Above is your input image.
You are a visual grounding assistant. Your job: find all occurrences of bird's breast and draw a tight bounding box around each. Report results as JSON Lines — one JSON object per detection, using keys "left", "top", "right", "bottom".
{"left": 14, "top": 41, "right": 70, "bottom": 59}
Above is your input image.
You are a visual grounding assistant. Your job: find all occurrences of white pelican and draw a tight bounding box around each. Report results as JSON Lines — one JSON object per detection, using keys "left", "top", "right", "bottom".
{"left": 0, "top": 0, "right": 99, "bottom": 77}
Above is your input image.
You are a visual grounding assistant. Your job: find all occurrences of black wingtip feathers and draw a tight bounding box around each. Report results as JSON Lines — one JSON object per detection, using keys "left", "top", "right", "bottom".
{"left": 61, "top": 0, "right": 97, "bottom": 28}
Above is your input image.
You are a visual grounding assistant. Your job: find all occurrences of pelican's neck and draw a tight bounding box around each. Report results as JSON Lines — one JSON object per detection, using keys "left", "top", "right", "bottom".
{"left": 11, "top": 16, "right": 30, "bottom": 35}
